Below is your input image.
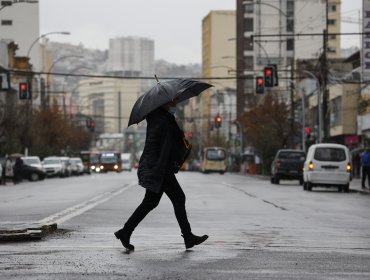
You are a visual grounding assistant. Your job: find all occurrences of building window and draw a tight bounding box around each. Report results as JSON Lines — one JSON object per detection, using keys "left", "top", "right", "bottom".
{"left": 287, "top": 38, "right": 294, "bottom": 51}
{"left": 327, "top": 47, "right": 336, "bottom": 53}
{"left": 244, "top": 18, "right": 253, "bottom": 32}
{"left": 287, "top": 1, "right": 294, "bottom": 17}
{"left": 244, "top": 1, "right": 254, "bottom": 13}
{"left": 330, "top": 97, "right": 342, "bottom": 127}
{"left": 244, "top": 56, "right": 254, "bottom": 70}
{"left": 328, "top": 19, "right": 336, "bottom": 25}
{"left": 286, "top": 18, "right": 294, "bottom": 32}
{"left": 244, "top": 37, "right": 253, "bottom": 51}
{"left": 329, "top": 34, "right": 336, "bottom": 40}
{"left": 1, "top": 20, "right": 12, "bottom": 26}
{"left": 329, "top": 4, "right": 336, "bottom": 12}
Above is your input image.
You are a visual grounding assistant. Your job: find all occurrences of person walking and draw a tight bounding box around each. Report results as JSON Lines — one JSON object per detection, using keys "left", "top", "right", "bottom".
{"left": 5, "top": 156, "right": 14, "bottom": 185}
{"left": 114, "top": 101, "right": 208, "bottom": 252}
{"left": 361, "top": 148, "right": 370, "bottom": 189}
{"left": 13, "top": 157, "right": 24, "bottom": 184}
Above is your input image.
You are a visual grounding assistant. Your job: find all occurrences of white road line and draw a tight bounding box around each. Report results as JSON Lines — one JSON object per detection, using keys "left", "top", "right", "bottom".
{"left": 36, "top": 182, "right": 136, "bottom": 226}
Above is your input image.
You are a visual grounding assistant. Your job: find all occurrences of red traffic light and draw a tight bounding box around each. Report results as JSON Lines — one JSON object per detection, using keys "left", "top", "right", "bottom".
{"left": 20, "top": 84, "right": 27, "bottom": 91}
{"left": 305, "top": 127, "right": 311, "bottom": 134}
{"left": 216, "top": 116, "right": 222, "bottom": 123}
{"left": 265, "top": 69, "right": 272, "bottom": 76}
{"left": 257, "top": 78, "right": 263, "bottom": 85}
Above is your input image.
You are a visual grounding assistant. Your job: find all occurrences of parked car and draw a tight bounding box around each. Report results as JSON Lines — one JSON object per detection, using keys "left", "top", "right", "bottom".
{"left": 271, "top": 149, "right": 306, "bottom": 185}
{"left": 70, "top": 157, "right": 84, "bottom": 175}
{"left": 19, "top": 164, "right": 46, "bottom": 181}
{"left": 42, "top": 157, "right": 65, "bottom": 177}
{"left": 303, "top": 143, "right": 351, "bottom": 192}
{"left": 21, "top": 156, "right": 43, "bottom": 171}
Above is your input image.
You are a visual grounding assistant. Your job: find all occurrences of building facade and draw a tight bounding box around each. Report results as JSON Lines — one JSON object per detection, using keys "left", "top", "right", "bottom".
{"left": 0, "top": 1, "right": 40, "bottom": 70}
{"left": 236, "top": 0, "right": 341, "bottom": 115}
{"left": 108, "top": 36, "right": 154, "bottom": 77}
{"left": 78, "top": 77, "right": 141, "bottom": 134}
{"left": 194, "top": 10, "right": 236, "bottom": 150}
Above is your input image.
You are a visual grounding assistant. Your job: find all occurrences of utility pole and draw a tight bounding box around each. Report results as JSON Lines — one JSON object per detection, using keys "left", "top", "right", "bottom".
{"left": 321, "top": 0, "right": 329, "bottom": 142}
{"left": 118, "top": 91, "right": 121, "bottom": 133}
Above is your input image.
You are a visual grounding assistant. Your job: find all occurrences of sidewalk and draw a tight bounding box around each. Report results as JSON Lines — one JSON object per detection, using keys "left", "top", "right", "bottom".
{"left": 348, "top": 178, "right": 370, "bottom": 194}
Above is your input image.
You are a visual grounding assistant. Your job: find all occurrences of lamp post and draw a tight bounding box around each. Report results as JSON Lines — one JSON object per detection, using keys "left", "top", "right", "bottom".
{"left": 46, "top": 55, "right": 83, "bottom": 108}
{"left": 27, "top": 31, "right": 70, "bottom": 58}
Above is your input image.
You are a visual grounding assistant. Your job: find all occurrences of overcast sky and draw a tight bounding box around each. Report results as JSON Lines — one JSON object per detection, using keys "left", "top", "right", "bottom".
{"left": 40, "top": 0, "right": 362, "bottom": 65}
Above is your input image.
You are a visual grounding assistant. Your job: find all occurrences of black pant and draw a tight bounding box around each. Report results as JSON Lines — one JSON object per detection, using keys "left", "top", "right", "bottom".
{"left": 362, "top": 166, "right": 370, "bottom": 187}
{"left": 123, "top": 173, "right": 192, "bottom": 236}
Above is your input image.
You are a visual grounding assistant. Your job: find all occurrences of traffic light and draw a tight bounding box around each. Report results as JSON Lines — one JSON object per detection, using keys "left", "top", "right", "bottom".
{"left": 256, "top": 76, "right": 264, "bottom": 94}
{"left": 19, "top": 82, "right": 31, "bottom": 100}
{"left": 215, "top": 115, "right": 222, "bottom": 128}
{"left": 264, "top": 66, "right": 274, "bottom": 87}
{"left": 86, "top": 117, "right": 95, "bottom": 132}
{"left": 210, "top": 121, "right": 215, "bottom": 131}
{"left": 305, "top": 127, "right": 311, "bottom": 142}
{"left": 90, "top": 121, "right": 96, "bottom": 132}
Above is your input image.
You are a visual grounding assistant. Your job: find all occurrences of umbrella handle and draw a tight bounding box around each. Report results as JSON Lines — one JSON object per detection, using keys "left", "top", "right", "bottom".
{"left": 154, "top": 74, "right": 160, "bottom": 84}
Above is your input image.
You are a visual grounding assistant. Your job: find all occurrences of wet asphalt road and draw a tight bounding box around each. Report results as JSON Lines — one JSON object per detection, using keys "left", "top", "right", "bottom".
{"left": 1, "top": 171, "right": 370, "bottom": 279}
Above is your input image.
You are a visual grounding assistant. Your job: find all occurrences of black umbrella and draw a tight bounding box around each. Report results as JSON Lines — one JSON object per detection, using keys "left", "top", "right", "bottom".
{"left": 128, "top": 77, "right": 213, "bottom": 127}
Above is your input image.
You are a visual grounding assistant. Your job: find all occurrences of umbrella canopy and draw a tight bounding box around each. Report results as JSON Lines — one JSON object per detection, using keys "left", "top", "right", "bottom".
{"left": 128, "top": 78, "right": 212, "bottom": 127}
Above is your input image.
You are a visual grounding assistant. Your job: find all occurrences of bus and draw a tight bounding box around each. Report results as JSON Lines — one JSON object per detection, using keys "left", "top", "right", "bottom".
{"left": 99, "top": 152, "right": 122, "bottom": 173}
{"left": 201, "top": 147, "right": 227, "bottom": 174}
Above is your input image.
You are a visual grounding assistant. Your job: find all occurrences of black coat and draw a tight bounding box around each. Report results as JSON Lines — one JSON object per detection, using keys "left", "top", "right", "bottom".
{"left": 138, "top": 107, "right": 184, "bottom": 193}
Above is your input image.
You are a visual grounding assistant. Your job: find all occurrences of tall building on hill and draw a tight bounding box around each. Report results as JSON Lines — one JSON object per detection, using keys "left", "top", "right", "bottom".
{"left": 108, "top": 36, "right": 154, "bottom": 77}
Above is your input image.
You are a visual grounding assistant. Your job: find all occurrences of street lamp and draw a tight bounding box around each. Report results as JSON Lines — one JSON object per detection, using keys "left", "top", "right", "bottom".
{"left": 46, "top": 55, "right": 83, "bottom": 108}
{"left": 27, "top": 31, "right": 70, "bottom": 58}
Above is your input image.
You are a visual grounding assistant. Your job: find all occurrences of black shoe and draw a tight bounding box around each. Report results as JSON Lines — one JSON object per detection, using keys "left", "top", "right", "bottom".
{"left": 114, "top": 229, "right": 134, "bottom": 252}
{"left": 182, "top": 233, "right": 208, "bottom": 249}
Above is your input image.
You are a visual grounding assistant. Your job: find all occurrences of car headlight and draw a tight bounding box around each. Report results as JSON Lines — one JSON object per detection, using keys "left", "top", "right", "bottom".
{"left": 100, "top": 165, "right": 104, "bottom": 169}
{"left": 96, "top": 167, "right": 101, "bottom": 172}
{"left": 91, "top": 165, "right": 96, "bottom": 170}
{"left": 114, "top": 165, "right": 118, "bottom": 169}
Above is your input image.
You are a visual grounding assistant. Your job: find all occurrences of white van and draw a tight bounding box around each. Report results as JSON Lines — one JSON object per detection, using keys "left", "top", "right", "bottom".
{"left": 121, "top": 153, "right": 132, "bottom": 171}
{"left": 303, "top": 143, "right": 351, "bottom": 192}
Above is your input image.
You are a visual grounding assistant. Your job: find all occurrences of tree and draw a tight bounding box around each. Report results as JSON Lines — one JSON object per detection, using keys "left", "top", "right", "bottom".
{"left": 238, "top": 94, "right": 297, "bottom": 175}
{"left": 30, "top": 106, "right": 91, "bottom": 158}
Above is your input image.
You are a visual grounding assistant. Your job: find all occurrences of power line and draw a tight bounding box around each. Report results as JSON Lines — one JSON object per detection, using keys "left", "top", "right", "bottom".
{"left": 252, "top": 32, "right": 368, "bottom": 38}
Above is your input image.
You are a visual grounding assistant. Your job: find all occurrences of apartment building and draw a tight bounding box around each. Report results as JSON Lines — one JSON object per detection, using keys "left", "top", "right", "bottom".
{"left": 0, "top": 1, "right": 40, "bottom": 70}
{"left": 78, "top": 77, "right": 141, "bottom": 134}
{"left": 236, "top": 0, "right": 341, "bottom": 115}
{"left": 194, "top": 10, "right": 236, "bottom": 149}
{"left": 108, "top": 36, "right": 154, "bottom": 77}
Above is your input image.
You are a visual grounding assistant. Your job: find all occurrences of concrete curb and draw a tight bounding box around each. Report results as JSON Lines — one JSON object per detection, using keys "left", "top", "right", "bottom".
{"left": 0, "top": 223, "right": 57, "bottom": 242}
{"left": 233, "top": 173, "right": 370, "bottom": 194}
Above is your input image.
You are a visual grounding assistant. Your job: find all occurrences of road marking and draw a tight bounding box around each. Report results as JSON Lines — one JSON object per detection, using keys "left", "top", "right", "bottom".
{"left": 36, "top": 182, "right": 136, "bottom": 226}
{"left": 221, "top": 182, "right": 287, "bottom": 211}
